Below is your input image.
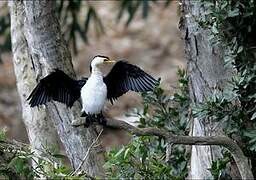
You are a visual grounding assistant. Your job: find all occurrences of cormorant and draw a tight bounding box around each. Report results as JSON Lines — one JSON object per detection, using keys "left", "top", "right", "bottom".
{"left": 27, "top": 55, "right": 157, "bottom": 126}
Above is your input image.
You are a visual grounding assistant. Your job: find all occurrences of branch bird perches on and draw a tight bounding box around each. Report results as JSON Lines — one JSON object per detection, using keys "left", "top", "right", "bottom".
{"left": 79, "top": 118, "right": 253, "bottom": 180}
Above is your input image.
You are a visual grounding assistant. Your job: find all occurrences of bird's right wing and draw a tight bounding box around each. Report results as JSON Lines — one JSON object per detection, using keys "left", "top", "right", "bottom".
{"left": 104, "top": 61, "right": 158, "bottom": 103}
{"left": 27, "top": 69, "right": 87, "bottom": 108}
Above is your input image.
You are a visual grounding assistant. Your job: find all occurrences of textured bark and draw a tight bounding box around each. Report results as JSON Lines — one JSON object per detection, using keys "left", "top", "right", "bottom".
{"left": 8, "top": 0, "right": 58, "bottom": 168}
{"left": 179, "top": 0, "right": 238, "bottom": 179}
{"left": 9, "top": 0, "right": 105, "bottom": 177}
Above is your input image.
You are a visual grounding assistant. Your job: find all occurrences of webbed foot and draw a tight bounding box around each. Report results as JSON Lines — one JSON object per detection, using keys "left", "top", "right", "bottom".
{"left": 98, "top": 113, "right": 107, "bottom": 126}
{"left": 80, "top": 112, "right": 93, "bottom": 127}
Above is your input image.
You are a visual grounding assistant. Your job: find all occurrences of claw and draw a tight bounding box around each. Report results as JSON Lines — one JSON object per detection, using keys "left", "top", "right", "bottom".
{"left": 98, "top": 113, "right": 107, "bottom": 126}
{"left": 81, "top": 113, "right": 107, "bottom": 127}
{"left": 84, "top": 118, "right": 90, "bottom": 127}
{"left": 81, "top": 113, "right": 94, "bottom": 127}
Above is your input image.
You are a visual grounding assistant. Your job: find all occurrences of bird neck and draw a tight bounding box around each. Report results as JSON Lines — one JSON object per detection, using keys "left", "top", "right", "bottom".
{"left": 91, "top": 66, "right": 103, "bottom": 77}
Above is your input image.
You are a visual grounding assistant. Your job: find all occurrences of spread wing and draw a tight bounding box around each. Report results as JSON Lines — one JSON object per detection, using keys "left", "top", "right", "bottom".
{"left": 27, "top": 69, "right": 87, "bottom": 108}
{"left": 103, "top": 61, "right": 157, "bottom": 103}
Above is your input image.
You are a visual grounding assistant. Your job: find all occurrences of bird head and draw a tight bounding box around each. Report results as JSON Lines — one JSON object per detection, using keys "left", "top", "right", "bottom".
{"left": 90, "top": 55, "right": 116, "bottom": 73}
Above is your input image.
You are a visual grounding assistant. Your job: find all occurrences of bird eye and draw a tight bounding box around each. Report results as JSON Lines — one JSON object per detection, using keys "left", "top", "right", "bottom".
{"left": 104, "top": 59, "right": 108, "bottom": 62}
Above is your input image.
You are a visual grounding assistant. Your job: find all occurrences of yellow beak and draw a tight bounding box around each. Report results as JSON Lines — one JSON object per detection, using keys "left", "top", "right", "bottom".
{"left": 105, "top": 60, "right": 116, "bottom": 64}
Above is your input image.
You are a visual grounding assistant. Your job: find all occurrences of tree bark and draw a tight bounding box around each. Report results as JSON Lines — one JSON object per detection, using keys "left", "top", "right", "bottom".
{"left": 9, "top": 0, "right": 105, "bottom": 177}
{"left": 180, "top": 0, "right": 235, "bottom": 179}
{"left": 8, "top": 0, "right": 59, "bottom": 170}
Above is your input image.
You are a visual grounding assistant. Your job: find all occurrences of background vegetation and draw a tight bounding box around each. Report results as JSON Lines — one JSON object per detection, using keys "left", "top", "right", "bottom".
{"left": 198, "top": 0, "right": 256, "bottom": 177}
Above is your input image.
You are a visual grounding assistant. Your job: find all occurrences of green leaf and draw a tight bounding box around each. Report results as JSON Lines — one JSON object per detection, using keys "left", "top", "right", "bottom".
{"left": 124, "top": 148, "right": 130, "bottom": 159}
{"left": 237, "top": 46, "right": 243, "bottom": 53}
{"left": 142, "top": 0, "right": 149, "bottom": 18}
{"left": 114, "top": 147, "right": 125, "bottom": 158}
{"left": 52, "top": 153, "right": 67, "bottom": 159}
{"left": 227, "top": 8, "right": 239, "bottom": 17}
{"left": 211, "top": 24, "right": 219, "bottom": 34}
{"left": 251, "top": 112, "right": 256, "bottom": 120}
{"left": 0, "top": 130, "right": 6, "bottom": 141}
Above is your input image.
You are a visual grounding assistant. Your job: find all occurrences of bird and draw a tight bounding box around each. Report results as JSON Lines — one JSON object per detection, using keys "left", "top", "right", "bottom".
{"left": 27, "top": 55, "right": 158, "bottom": 126}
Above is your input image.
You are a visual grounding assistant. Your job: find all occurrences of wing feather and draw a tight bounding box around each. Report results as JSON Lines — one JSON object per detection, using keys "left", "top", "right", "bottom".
{"left": 104, "top": 61, "right": 157, "bottom": 103}
{"left": 39, "top": 90, "right": 45, "bottom": 105}
{"left": 28, "top": 69, "right": 87, "bottom": 108}
{"left": 133, "top": 77, "right": 142, "bottom": 91}
{"left": 136, "top": 77, "right": 146, "bottom": 91}
{"left": 139, "top": 77, "right": 150, "bottom": 90}
{"left": 129, "top": 77, "right": 137, "bottom": 91}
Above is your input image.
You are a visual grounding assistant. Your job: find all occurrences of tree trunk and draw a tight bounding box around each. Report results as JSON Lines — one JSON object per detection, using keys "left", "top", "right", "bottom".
{"left": 9, "top": 0, "right": 59, "bottom": 169}
{"left": 180, "top": 1, "right": 233, "bottom": 178}
{"left": 9, "top": 0, "right": 105, "bottom": 177}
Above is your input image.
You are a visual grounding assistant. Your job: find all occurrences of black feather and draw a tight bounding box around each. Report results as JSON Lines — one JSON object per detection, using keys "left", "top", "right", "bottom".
{"left": 104, "top": 61, "right": 157, "bottom": 103}
{"left": 28, "top": 69, "right": 87, "bottom": 108}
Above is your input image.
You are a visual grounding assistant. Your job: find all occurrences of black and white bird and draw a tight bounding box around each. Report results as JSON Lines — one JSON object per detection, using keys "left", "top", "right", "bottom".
{"left": 28, "top": 55, "right": 157, "bottom": 126}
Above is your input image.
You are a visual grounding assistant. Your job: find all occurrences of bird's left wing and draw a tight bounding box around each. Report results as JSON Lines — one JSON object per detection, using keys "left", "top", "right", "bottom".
{"left": 27, "top": 69, "right": 87, "bottom": 108}
{"left": 103, "top": 61, "right": 157, "bottom": 103}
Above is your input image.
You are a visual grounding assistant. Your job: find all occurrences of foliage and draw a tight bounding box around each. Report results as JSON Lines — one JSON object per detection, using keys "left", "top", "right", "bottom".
{"left": 105, "top": 69, "right": 189, "bottom": 179}
{"left": 209, "top": 151, "right": 232, "bottom": 180}
{"left": 56, "top": 0, "right": 104, "bottom": 54}
{"left": 0, "top": 130, "right": 87, "bottom": 179}
{"left": 117, "top": 0, "right": 171, "bottom": 26}
{"left": 0, "top": 129, "right": 7, "bottom": 141}
{"left": 197, "top": 0, "right": 256, "bottom": 177}
{"left": 0, "top": 3, "right": 11, "bottom": 63}
{"left": 0, "top": 0, "right": 171, "bottom": 61}
{"left": 0, "top": 1, "right": 104, "bottom": 57}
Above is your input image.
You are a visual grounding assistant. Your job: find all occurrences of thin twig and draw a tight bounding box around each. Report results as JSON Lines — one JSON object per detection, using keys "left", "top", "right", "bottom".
{"left": 70, "top": 128, "right": 104, "bottom": 176}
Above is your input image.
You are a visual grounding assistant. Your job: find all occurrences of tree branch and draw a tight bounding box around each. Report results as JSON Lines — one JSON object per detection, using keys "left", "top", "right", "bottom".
{"left": 103, "top": 118, "right": 253, "bottom": 180}
{"left": 1, "top": 118, "right": 253, "bottom": 179}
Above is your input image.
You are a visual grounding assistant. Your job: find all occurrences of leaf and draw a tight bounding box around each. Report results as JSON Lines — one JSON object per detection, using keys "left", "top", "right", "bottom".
{"left": 142, "top": 0, "right": 149, "bottom": 18}
{"left": 211, "top": 24, "right": 219, "bottom": 34}
{"left": 114, "top": 147, "right": 125, "bottom": 158}
{"left": 124, "top": 148, "right": 130, "bottom": 159}
{"left": 237, "top": 46, "right": 243, "bottom": 53}
{"left": 126, "top": 1, "right": 141, "bottom": 26}
{"left": 52, "top": 153, "right": 67, "bottom": 159}
{"left": 117, "top": 0, "right": 129, "bottom": 21}
{"left": 0, "top": 130, "right": 6, "bottom": 141}
{"left": 227, "top": 8, "right": 240, "bottom": 17}
{"left": 245, "top": 131, "right": 256, "bottom": 152}
{"left": 251, "top": 112, "right": 256, "bottom": 120}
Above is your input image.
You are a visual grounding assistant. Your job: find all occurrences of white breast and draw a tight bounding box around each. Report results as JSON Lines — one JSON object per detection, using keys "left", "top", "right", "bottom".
{"left": 81, "top": 74, "right": 107, "bottom": 114}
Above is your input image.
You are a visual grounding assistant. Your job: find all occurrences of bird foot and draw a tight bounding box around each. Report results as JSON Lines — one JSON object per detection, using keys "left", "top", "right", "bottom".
{"left": 80, "top": 111, "right": 87, "bottom": 117}
{"left": 85, "top": 113, "right": 107, "bottom": 127}
{"left": 98, "top": 116, "right": 107, "bottom": 126}
{"left": 72, "top": 112, "right": 107, "bottom": 127}
{"left": 84, "top": 115, "right": 95, "bottom": 127}
{"left": 71, "top": 119, "right": 87, "bottom": 127}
